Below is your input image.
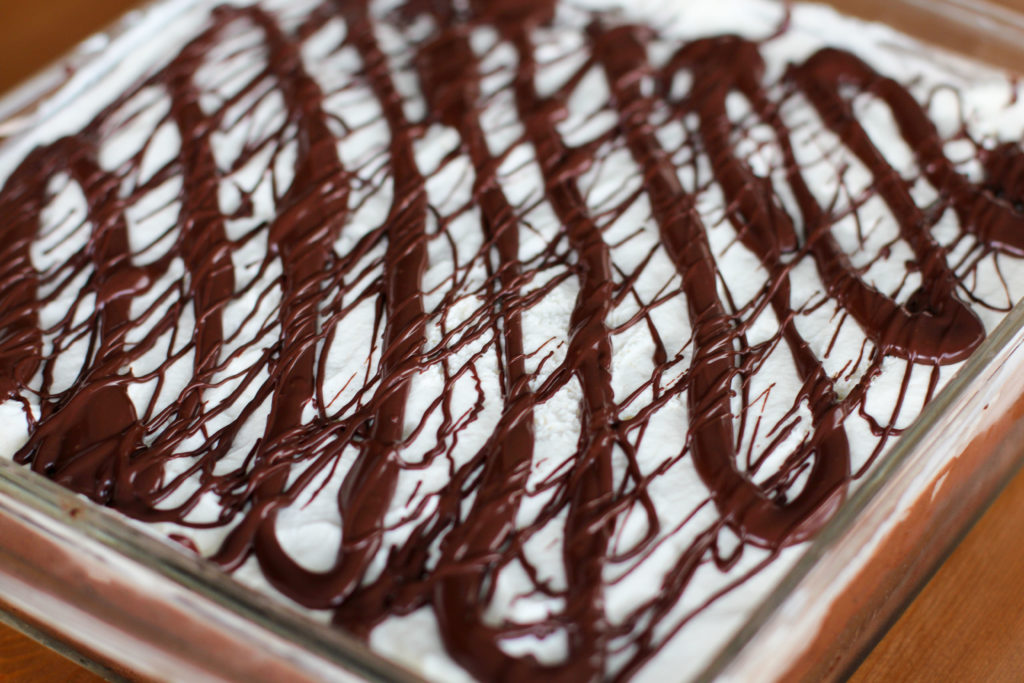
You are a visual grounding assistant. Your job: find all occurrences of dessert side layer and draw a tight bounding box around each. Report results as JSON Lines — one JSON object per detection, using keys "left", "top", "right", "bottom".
{"left": 2, "top": 0, "right": 1024, "bottom": 680}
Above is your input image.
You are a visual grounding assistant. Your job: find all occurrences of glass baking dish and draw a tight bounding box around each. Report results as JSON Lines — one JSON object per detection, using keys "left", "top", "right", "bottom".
{"left": 2, "top": 0, "right": 1024, "bottom": 680}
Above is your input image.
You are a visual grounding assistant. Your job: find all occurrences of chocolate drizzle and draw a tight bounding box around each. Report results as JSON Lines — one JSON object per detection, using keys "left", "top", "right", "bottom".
{"left": 2, "top": 0, "right": 1023, "bottom": 680}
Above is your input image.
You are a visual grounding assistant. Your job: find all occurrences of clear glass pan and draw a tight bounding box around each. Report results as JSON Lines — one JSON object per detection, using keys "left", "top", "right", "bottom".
{"left": 2, "top": 0, "right": 1024, "bottom": 680}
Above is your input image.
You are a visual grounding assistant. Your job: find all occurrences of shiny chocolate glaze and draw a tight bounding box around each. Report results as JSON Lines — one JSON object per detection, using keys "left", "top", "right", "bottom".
{"left": 1, "top": 0, "right": 1022, "bottom": 679}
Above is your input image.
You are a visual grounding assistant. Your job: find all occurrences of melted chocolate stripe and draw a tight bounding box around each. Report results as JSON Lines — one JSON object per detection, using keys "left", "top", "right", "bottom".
{"left": 0, "top": 147, "right": 51, "bottom": 401}
{"left": 416, "top": 20, "right": 546, "bottom": 682}
{"left": 506, "top": 21, "right": 618, "bottom": 679}
{"left": 331, "top": 0, "right": 431, "bottom": 604}
{"left": 783, "top": 49, "right": 985, "bottom": 364}
{"left": 49, "top": 150, "right": 146, "bottom": 499}
{"left": 207, "top": 5, "right": 356, "bottom": 605}
{"left": 801, "top": 48, "right": 1024, "bottom": 258}
{"left": 595, "top": 26, "right": 849, "bottom": 547}
{"left": 148, "top": 12, "right": 282, "bottom": 544}
{"left": 11, "top": 140, "right": 144, "bottom": 502}
{"left": 167, "top": 28, "right": 237, "bottom": 401}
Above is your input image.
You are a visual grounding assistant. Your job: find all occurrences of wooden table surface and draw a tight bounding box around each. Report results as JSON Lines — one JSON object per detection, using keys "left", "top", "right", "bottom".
{"left": 2, "top": 0, "right": 1024, "bottom": 681}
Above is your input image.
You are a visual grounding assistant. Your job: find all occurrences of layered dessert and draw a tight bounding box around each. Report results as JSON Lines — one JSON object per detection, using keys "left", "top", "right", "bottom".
{"left": 2, "top": 0, "right": 1024, "bottom": 680}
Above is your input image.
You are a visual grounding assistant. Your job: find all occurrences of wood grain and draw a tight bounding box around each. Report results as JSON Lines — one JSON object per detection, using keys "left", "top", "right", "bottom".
{"left": 0, "top": 624, "right": 102, "bottom": 682}
{"left": 1, "top": 0, "right": 1024, "bottom": 682}
{"left": 0, "top": 0, "right": 148, "bottom": 95}
{"left": 851, "top": 464, "right": 1024, "bottom": 682}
